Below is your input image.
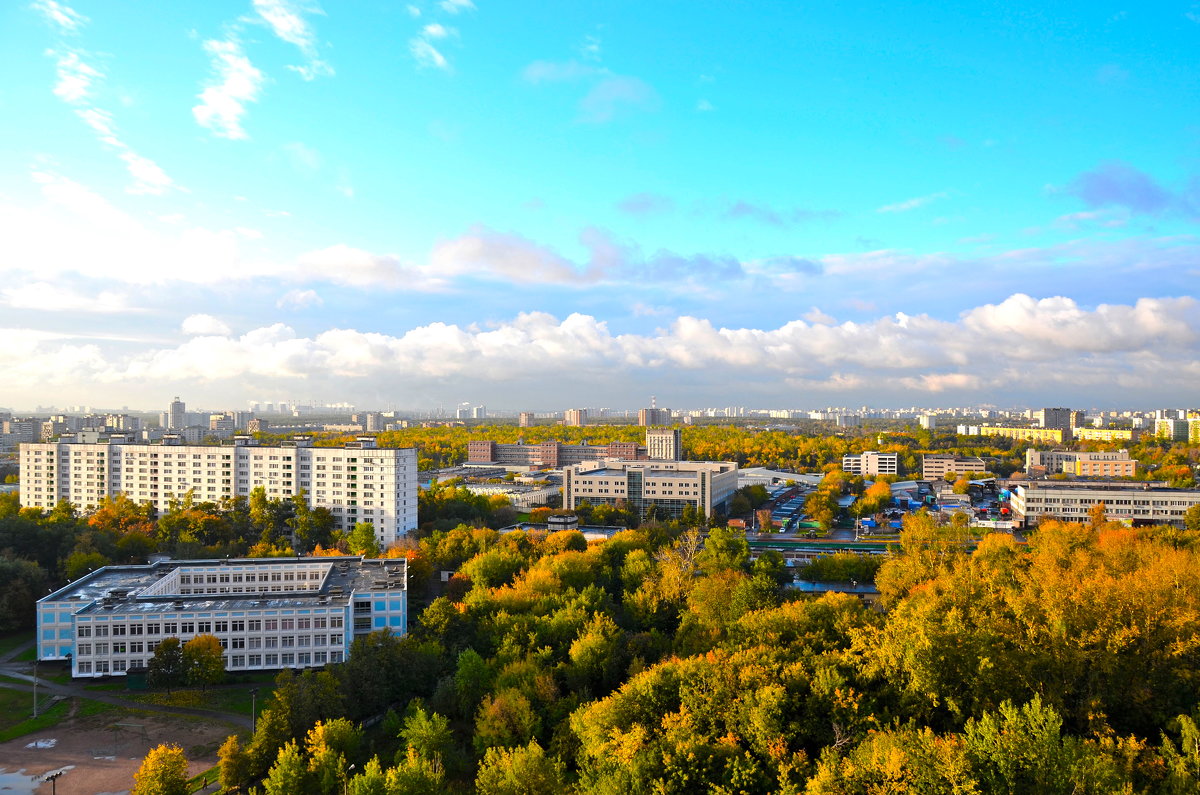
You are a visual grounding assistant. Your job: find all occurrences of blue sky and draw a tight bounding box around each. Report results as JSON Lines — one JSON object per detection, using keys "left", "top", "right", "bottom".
{"left": 1, "top": 0, "right": 1198, "bottom": 412}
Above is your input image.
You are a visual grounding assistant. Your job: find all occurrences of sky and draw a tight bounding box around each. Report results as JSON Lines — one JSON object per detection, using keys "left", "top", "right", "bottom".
{"left": 1, "top": 0, "right": 1198, "bottom": 413}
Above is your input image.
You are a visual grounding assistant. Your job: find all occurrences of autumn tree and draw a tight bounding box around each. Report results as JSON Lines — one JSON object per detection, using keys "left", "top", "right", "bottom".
{"left": 475, "top": 740, "right": 565, "bottom": 795}
{"left": 132, "top": 743, "right": 189, "bottom": 795}
{"left": 182, "top": 633, "right": 226, "bottom": 689}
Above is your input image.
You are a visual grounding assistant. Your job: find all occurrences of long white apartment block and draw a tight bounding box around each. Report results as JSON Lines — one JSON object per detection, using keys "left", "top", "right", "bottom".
{"left": 37, "top": 556, "right": 407, "bottom": 677}
{"left": 20, "top": 434, "right": 417, "bottom": 547}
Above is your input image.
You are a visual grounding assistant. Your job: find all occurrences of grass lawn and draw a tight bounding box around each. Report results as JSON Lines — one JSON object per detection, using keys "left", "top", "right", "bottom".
{"left": 0, "top": 689, "right": 73, "bottom": 743}
{"left": 126, "top": 682, "right": 275, "bottom": 716}
{"left": 0, "top": 631, "right": 34, "bottom": 659}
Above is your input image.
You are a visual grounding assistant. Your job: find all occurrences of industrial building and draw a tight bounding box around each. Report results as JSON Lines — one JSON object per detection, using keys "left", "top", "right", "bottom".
{"left": 563, "top": 459, "right": 738, "bottom": 520}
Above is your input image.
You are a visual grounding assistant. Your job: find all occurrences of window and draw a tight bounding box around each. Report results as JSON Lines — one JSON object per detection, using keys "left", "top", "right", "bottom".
{"left": 248, "top": 619, "right": 261, "bottom": 631}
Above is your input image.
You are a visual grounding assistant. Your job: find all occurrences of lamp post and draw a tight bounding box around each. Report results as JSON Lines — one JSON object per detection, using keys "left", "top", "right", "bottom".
{"left": 42, "top": 770, "right": 63, "bottom": 794}
{"left": 344, "top": 763, "right": 355, "bottom": 795}
{"left": 249, "top": 687, "right": 258, "bottom": 735}
{"left": 32, "top": 655, "right": 39, "bottom": 718}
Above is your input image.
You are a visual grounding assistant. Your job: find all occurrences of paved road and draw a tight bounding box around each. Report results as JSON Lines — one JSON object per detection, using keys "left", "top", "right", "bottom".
{"left": 0, "top": 638, "right": 251, "bottom": 729}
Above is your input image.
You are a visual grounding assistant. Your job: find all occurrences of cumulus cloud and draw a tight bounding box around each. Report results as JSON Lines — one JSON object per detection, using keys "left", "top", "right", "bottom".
{"left": 193, "top": 38, "right": 264, "bottom": 139}
{"left": 181, "top": 313, "right": 233, "bottom": 336}
{"left": 8, "top": 294, "right": 1196, "bottom": 404}
{"left": 877, "top": 191, "right": 951, "bottom": 213}
{"left": 411, "top": 37, "right": 449, "bottom": 70}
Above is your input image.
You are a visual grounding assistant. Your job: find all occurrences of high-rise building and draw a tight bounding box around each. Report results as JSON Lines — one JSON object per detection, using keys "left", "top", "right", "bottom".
{"left": 564, "top": 408, "right": 587, "bottom": 427}
{"left": 645, "top": 427, "right": 682, "bottom": 461}
{"left": 638, "top": 407, "right": 671, "bottom": 426}
{"left": 20, "top": 435, "right": 418, "bottom": 546}
{"left": 168, "top": 397, "right": 186, "bottom": 430}
{"left": 518, "top": 412, "right": 534, "bottom": 428}
{"left": 471, "top": 405, "right": 487, "bottom": 420}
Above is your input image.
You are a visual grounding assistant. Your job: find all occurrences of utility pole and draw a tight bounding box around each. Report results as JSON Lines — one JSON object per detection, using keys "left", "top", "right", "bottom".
{"left": 32, "top": 655, "right": 38, "bottom": 718}
{"left": 249, "top": 688, "right": 258, "bottom": 735}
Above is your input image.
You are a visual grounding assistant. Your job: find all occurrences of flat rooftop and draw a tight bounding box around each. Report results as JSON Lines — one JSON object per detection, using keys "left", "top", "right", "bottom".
{"left": 44, "top": 557, "right": 406, "bottom": 617}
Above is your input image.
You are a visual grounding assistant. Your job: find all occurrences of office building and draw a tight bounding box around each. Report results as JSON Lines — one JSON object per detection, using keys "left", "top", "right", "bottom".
{"left": 842, "top": 451, "right": 899, "bottom": 476}
{"left": 20, "top": 435, "right": 417, "bottom": 547}
{"left": 563, "top": 459, "right": 738, "bottom": 520}
{"left": 646, "top": 427, "right": 683, "bottom": 461}
{"left": 1010, "top": 482, "right": 1200, "bottom": 528}
{"left": 36, "top": 556, "right": 406, "bottom": 677}
{"left": 921, "top": 455, "right": 988, "bottom": 480}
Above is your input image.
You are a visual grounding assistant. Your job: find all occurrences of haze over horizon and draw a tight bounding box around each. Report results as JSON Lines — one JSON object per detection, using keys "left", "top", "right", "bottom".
{"left": 2, "top": 0, "right": 1198, "bottom": 410}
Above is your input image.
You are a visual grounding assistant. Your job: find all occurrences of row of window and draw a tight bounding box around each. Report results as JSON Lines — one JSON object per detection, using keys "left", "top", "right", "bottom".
{"left": 77, "top": 634, "right": 345, "bottom": 656}
{"left": 77, "top": 616, "right": 345, "bottom": 637}
{"left": 76, "top": 649, "right": 345, "bottom": 674}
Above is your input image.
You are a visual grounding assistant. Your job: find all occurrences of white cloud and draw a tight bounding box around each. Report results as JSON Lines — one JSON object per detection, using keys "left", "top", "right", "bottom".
{"left": 277, "top": 288, "right": 323, "bottom": 309}
{"left": 193, "top": 38, "right": 264, "bottom": 139}
{"left": 119, "top": 151, "right": 176, "bottom": 195}
{"left": 578, "top": 76, "right": 659, "bottom": 123}
{"left": 51, "top": 49, "right": 101, "bottom": 102}
{"left": 0, "top": 282, "right": 131, "bottom": 313}
{"left": 7, "top": 295, "right": 1196, "bottom": 402}
{"left": 877, "top": 191, "right": 951, "bottom": 213}
{"left": 439, "top": 0, "right": 474, "bottom": 13}
{"left": 422, "top": 23, "right": 454, "bottom": 38}
{"left": 411, "top": 37, "right": 449, "bottom": 71}
{"left": 252, "top": 0, "right": 333, "bottom": 80}
{"left": 181, "top": 313, "right": 233, "bottom": 336}
{"left": 696, "top": 98, "right": 714, "bottom": 112}
{"left": 31, "top": 0, "right": 87, "bottom": 34}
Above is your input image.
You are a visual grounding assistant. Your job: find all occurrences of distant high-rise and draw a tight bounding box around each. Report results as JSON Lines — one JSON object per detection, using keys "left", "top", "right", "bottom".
{"left": 638, "top": 407, "right": 671, "bottom": 426}
{"left": 564, "top": 408, "right": 587, "bottom": 427}
{"left": 471, "top": 405, "right": 487, "bottom": 420}
{"left": 168, "top": 397, "right": 186, "bottom": 430}
{"left": 646, "top": 427, "right": 682, "bottom": 460}
{"left": 518, "top": 412, "right": 534, "bottom": 428}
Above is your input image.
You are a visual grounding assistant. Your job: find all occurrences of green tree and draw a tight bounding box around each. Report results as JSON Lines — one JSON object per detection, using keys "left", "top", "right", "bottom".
{"left": 0, "top": 558, "right": 49, "bottom": 632}
{"left": 387, "top": 748, "right": 448, "bottom": 794}
{"left": 475, "top": 740, "right": 566, "bottom": 795}
{"left": 182, "top": 634, "right": 226, "bottom": 689}
{"left": 132, "top": 743, "right": 189, "bottom": 795}
{"left": 347, "top": 756, "right": 388, "bottom": 795}
{"left": 347, "top": 521, "right": 381, "bottom": 556}
{"left": 217, "top": 734, "right": 248, "bottom": 792}
{"left": 263, "top": 740, "right": 310, "bottom": 795}
{"left": 148, "top": 637, "right": 184, "bottom": 691}
{"left": 400, "top": 705, "right": 454, "bottom": 764}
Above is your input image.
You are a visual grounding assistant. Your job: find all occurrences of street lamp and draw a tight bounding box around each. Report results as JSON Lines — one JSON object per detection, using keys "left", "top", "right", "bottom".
{"left": 249, "top": 688, "right": 258, "bottom": 735}
{"left": 42, "top": 771, "right": 63, "bottom": 795}
{"left": 32, "top": 655, "right": 39, "bottom": 718}
{"left": 344, "top": 763, "right": 356, "bottom": 795}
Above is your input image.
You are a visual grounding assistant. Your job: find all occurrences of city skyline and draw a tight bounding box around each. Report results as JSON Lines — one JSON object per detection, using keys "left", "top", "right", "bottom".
{"left": 3, "top": 1, "right": 1198, "bottom": 409}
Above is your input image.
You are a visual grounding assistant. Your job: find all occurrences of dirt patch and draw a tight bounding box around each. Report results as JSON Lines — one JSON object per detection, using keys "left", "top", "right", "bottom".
{"left": 0, "top": 703, "right": 240, "bottom": 794}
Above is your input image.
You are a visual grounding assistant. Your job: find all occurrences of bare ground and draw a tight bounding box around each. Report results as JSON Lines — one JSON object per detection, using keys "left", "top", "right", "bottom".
{"left": 0, "top": 703, "right": 238, "bottom": 794}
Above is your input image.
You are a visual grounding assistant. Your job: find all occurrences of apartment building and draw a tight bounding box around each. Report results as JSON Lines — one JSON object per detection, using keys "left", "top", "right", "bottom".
{"left": 921, "top": 455, "right": 988, "bottom": 480}
{"left": 976, "top": 425, "right": 1066, "bottom": 444}
{"left": 563, "top": 459, "right": 738, "bottom": 520}
{"left": 36, "top": 556, "right": 405, "bottom": 677}
{"left": 645, "top": 428, "right": 683, "bottom": 461}
{"left": 1011, "top": 482, "right": 1200, "bottom": 528}
{"left": 1025, "top": 449, "right": 1137, "bottom": 477}
{"left": 1073, "top": 427, "right": 1141, "bottom": 444}
{"left": 467, "top": 432, "right": 651, "bottom": 468}
{"left": 563, "top": 409, "right": 588, "bottom": 427}
{"left": 842, "top": 451, "right": 899, "bottom": 476}
{"left": 19, "top": 435, "right": 417, "bottom": 547}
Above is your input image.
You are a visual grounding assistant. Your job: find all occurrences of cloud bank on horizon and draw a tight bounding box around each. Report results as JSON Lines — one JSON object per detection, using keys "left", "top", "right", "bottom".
{"left": 3, "top": 0, "right": 1199, "bottom": 410}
